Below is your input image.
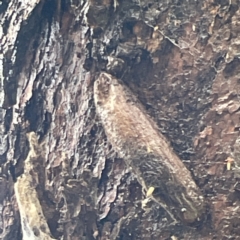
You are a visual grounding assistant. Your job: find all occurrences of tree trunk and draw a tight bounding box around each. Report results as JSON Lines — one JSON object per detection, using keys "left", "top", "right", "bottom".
{"left": 1, "top": 0, "right": 240, "bottom": 239}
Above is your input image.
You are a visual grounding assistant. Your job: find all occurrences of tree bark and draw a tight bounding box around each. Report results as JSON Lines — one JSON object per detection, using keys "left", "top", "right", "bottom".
{"left": 1, "top": 0, "right": 240, "bottom": 239}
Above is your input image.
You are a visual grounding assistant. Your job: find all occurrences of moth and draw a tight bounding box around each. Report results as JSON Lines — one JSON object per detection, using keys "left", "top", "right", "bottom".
{"left": 94, "top": 72, "right": 205, "bottom": 224}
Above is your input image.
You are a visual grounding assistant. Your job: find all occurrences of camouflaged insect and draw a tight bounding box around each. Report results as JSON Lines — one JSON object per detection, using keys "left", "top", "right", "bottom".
{"left": 94, "top": 72, "right": 205, "bottom": 224}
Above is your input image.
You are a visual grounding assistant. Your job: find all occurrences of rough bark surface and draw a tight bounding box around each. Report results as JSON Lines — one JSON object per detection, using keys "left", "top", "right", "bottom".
{"left": 1, "top": 0, "right": 240, "bottom": 239}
